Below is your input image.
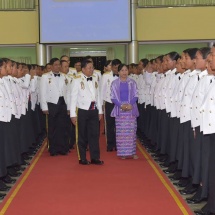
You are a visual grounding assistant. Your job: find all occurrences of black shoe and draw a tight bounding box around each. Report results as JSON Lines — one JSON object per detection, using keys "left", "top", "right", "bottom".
{"left": 160, "top": 162, "right": 170, "bottom": 168}
{"left": 0, "top": 181, "right": 10, "bottom": 192}
{"left": 107, "top": 148, "right": 113, "bottom": 152}
{"left": 91, "top": 159, "right": 104, "bottom": 165}
{"left": 173, "top": 178, "right": 190, "bottom": 187}
{"left": 180, "top": 185, "right": 198, "bottom": 195}
{"left": 79, "top": 160, "right": 91, "bottom": 165}
{"left": 187, "top": 197, "right": 207, "bottom": 204}
{"left": 2, "top": 175, "right": 16, "bottom": 184}
{"left": 163, "top": 169, "right": 176, "bottom": 174}
{"left": 169, "top": 171, "right": 182, "bottom": 181}
{"left": 194, "top": 210, "right": 207, "bottom": 215}
{"left": 50, "top": 152, "right": 58, "bottom": 156}
{"left": 0, "top": 193, "right": 6, "bottom": 200}
{"left": 58, "top": 152, "right": 68, "bottom": 156}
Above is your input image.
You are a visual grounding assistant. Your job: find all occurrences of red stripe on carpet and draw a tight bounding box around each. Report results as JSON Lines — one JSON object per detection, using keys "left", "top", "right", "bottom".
{"left": 0, "top": 131, "right": 193, "bottom": 215}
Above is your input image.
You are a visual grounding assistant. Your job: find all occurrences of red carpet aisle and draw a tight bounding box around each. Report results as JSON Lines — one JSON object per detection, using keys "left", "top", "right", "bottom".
{"left": 0, "top": 133, "right": 193, "bottom": 215}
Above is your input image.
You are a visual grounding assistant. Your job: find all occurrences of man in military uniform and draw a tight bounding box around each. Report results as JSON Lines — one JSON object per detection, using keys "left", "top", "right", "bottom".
{"left": 100, "top": 59, "right": 121, "bottom": 151}
{"left": 60, "top": 55, "right": 77, "bottom": 76}
{"left": 70, "top": 59, "right": 103, "bottom": 165}
{"left": 40, "top": 58, "right": 69, "bottom": 156}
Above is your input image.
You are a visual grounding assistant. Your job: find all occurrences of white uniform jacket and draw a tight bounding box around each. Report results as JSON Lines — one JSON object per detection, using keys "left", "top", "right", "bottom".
{"left": 70, "top": 73, "right": 102, "bottom": 118}
{"left": 30, "top": 76, "right": 38, "bottom": 111}
{"left": 40, "top": 71, "right": 68, "bottom": 111}
{"left": 200, "top": 80, "right": 215, "bottom": 134}
{"left": 179, "top": 69, "right": 200, "bottom": 123}
{"left": 190, "top": 70, "right": 212, "bottom": 128}
{"left": 100, "top": 71, "right": 118, "bottom": 103}
{"left": 0, "top": 78, "right": 11, "bottom": 122}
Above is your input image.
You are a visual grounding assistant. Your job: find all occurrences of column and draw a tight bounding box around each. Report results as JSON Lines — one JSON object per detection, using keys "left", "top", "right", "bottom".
{"left": 36, "top": 42, "right": 46, "bottom": 66}
{"left": 128, "top": 0, "right": 138, "bottom": 64}
{"left": 46, "top": 45, "right": 52, "bottom": 63}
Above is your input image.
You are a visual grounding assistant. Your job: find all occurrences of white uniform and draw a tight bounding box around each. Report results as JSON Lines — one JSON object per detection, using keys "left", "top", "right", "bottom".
{"left": 179, "top": 69, "right": 200, "bottom": 123}
{"left": 200, "top": 79, "right": 215, "bottom": 134}
{"left": 190, "top": 70, "right": 212, "bottom": 129}
{"left": 63, "top": 74, "right": 73, "bottom": 110}
{"left": 137, "top": 73, "right": 146, "bottom": 104}
{"left": 70, "top": 73, "right": 102, "bottom": 118}
{"left": 100, "top": 71, "right": 118, "bottom": 104}
{"left": 19, "top": 74, "right": 31, "bottom": 113}
{"left": 0, "top": 78, "right": 11, "bottom": 122}
{"left": 164, "top": 68, "right": 177, "bottom": 113}
{"left": 2, "top": 76, "right": 17, "bottom": 117}
{"left": 30, "top": 76, "right": 38, "bottom": 111}
{"left": 170, "top": 73, "right": 184, "bottom": 118}
{"left": 40, "top": 71, "right": 68, "bottom": 111}
{"left": 175, "top": 70, "right": 191, "bottom": 118}
{"left": 68, "top": 67, "right": 77, "bottom": 76}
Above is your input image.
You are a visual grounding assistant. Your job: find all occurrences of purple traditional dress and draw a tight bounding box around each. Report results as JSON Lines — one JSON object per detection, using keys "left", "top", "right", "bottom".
{"left": 110, "top": 77, "right": 139, "bottom": 157}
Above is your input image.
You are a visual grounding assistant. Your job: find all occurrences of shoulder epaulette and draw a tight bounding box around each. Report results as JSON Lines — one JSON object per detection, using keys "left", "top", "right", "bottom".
{"left": 74, "top": 75, "right": 81, "bottom": 79}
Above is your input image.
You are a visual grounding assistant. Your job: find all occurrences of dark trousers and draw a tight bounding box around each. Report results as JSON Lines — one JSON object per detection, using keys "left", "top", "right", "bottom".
{"left": 137, "top": 103, "right": 145, "bottom": 139}
{"left": 160, "top": 110, "right": 170, "bottom": 154}
{"left": 48, "top": 97, "right": 69, "bottom": 154}
{"left": 191, "top": 126, "right": 202, "bottom": 184}
{"left": 182, "top": 121, "right": 193, "bottom": 178}
{"left": 104, "top": 102, "right": 116, "bottom": 150}
{"left": 201, "top": 133, "right": 211, "bottom": 198}
{"left": 169, "top": 117, "right": 180, "bottom": 163}
{"left": 0, "top": 122, "right": 7, "bottom": 177}
{"left": 208, "top": 133, "right": 215, "bottom": 213}
{"left": 77, "top": 108, "right": 100, "bottom": 160}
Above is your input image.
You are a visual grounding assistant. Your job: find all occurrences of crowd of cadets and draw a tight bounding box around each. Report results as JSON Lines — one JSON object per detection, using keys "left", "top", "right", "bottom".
{"left": 133, "top": 47, "right": 215, "bottom": 215}
{"left": 0, "top": 47, "right": 215, "bottom": 214}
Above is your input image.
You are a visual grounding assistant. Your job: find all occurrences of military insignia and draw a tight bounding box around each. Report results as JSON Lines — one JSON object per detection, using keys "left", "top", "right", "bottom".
{"left": 81, "top": 81, "right": 85, "bottom": 90}
{"left": 48, "top": 78, "right": 51, "bottom": 84}
{"left": 95, "top": 82, "right": 98, "bottom": 89}
{"left": 65, "top": 78, "right": 68, "bottom": 85}
{"left": 70, "top": 79, "right": 73, "bottom": 84}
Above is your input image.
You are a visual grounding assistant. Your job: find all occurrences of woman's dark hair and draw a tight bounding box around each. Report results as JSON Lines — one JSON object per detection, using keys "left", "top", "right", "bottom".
{"left": 198, "top": 47, "right": 211, "bottom": 59}
{"left": 168, "top": 51, "right": 180, "bottom": 61}
{"left": 140, "top": 58, "right": 149, "bottom": 67}
{"left": 186, "top": 48, "right": 199, "bottom": 60}
{"left": 156, "top": 55, "right": 164, "bottom": 63}
{"left": 183, "top": 48, "right": 191, "bottom": 54}
{"left": 104, "top": 60, "right": 112, "bottom": 67}
{"left": 118, "top": 63, "right": 128, "bottom": 72}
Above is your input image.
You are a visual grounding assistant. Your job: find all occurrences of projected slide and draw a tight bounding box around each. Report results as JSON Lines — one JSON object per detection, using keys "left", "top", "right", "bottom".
{"left": 39, "top": 0, "right": 131, "bottom": 43}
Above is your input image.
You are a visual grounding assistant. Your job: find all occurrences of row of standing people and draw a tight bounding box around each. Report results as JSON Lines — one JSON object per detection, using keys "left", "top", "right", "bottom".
{"left": 134, "top": 47, "right": 215, "bottom": 215}
{"left": 0, "top": 59, "right": 47, "bottom": 200}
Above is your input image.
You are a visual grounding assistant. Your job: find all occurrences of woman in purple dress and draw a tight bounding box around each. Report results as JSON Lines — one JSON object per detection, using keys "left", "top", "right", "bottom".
{"left": 110, "top": 64, "right": 139, "bottom": 159}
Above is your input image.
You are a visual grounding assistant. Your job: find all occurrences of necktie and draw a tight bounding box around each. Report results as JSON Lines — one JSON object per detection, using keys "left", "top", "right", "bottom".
{"left": 87, "top": 77, "right": 92, "bottom": 81}
{"left": 113, "top": 74, "right": 119, "bottom": 77}
{"left": 54, "top": 73, "right": 60, "bottom": 77}
{"left": 198, "top": 75, "right": 200, "bottom": 81}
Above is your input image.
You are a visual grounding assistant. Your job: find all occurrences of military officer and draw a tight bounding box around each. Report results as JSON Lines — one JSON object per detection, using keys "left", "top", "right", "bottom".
{"left": 70, "top": 59, "right": 103, "bottom": 165}
{"left": 40, "top": 58, "right": 69, "bottom": 156}
{"left": 60, "top": 55, "right": 77, "bottom": 76}
{"left": 100, "top": 58, "right": 121, "bottom": 151}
